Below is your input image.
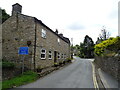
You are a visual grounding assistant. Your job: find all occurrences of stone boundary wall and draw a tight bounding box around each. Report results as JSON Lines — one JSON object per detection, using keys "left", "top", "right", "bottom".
{"left": 2, "top": 68, "right": 21, "bottom": 81}
{"left": 95, "top": 56, "right": 120, "bottom": 80}
{"left": 2, "top": 61, "right": 72, "bottom": 81}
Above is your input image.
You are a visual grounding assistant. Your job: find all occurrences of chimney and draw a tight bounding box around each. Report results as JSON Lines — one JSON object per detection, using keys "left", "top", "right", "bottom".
{"left": 55, "top": 29, "right": 58, "bottom": 34}
{"left": 12, "top": 3, "right": 22, "bottom": 15}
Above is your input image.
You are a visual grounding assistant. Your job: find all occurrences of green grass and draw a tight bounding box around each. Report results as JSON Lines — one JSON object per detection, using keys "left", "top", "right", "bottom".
{"left": 2, "top": 71, "right": 39, "bottom": 89}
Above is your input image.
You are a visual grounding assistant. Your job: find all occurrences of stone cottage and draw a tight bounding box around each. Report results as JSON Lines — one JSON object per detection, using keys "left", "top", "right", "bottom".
{"left": 2, "top": 3, "right": 70, "bottom": 70}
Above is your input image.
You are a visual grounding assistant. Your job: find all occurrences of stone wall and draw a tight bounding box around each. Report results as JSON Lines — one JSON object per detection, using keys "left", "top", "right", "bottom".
{"left": 35, "top": 20, "right": 70, "bottom": 69}
{"left": 2, "top": 68, "right": 21, "bottom": 81}
{"left": 95, "top": 56, "right": 120, "bottom": 80}
{"left": 2, "top": 6, "right": 70, "bottom": 70}
{"left": 2, "top": 13, "right": 35, "bottom": 69}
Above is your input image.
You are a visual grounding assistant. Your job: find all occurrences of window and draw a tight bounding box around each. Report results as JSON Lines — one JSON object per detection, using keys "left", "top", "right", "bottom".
{"left": 64, "top": 54, "right": 66, "bottom": 59}
{"left": 58, "top": 38, "right": 60, "bottom": 44}
{"left": 2, "top": 39, "right": 4, "bottom": 43}
{"left": 58, "top": 52, "right": 60, "bottom": 59}
{"left": 41, "top": 49, "right": 46, "bottom": 59}
{"left": 61, "top": 54, "right": 64, "bottom": 59}
{"left": 48, "top": 51, "right": 52, "bottom": 59}
{"left": 41, "top": 29, "right": 46, "bottom": 38}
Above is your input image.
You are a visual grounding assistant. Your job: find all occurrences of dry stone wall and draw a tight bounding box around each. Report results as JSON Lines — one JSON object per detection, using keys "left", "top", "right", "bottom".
{"left": 95, "top": 56, "right": 120, "bottom": 80}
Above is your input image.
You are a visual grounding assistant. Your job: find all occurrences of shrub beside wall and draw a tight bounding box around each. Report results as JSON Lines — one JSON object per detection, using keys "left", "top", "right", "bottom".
{"left": 94, "top": 37, "right": 120, "bottom": 80}
{"left": 94, "top": 37, "right": 120, "bottom": 56}
{"left": 2, "top": 61, "right": 21, "bottom": 81}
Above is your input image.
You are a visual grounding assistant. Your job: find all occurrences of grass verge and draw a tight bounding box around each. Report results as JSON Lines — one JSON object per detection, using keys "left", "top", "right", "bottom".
{"left": 2, "top": 71, "right": 39, "bottom": 89}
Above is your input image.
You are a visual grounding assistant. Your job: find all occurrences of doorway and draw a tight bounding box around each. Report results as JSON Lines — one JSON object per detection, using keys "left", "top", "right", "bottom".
{"left": 54, "top": 51, "right": 57, "bottom": 63}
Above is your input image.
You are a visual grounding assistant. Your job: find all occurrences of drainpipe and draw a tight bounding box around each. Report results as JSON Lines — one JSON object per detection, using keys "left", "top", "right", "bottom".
{"left": 33, "top": 20, "right": 37, "bottom": 71}
{"left": 16, "top": 13, "right": 19, "bottom": 63}
{"left": 69, "top": 43, "right": 70, "bottom": 58}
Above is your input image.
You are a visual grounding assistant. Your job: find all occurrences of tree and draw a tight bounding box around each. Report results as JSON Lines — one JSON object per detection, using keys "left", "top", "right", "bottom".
{"left": 79, "top": 35, "right": 94, "bottom": 58}
{"left": 0, "top": 8, "right": 10, "bottom": 23}
{"left": 79, "top": 42, "right": 85, "bottom": 58}
{"left": 74, "top": 44, "right": 80, "bottom": 50}
{"left": 96, "top": 26, "right": 110, "bottom": 44}
{"left": 71, "top": 45, "right": 80, "bottom": 56}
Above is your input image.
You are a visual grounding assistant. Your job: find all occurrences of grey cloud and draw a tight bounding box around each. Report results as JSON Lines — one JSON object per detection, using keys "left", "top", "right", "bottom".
{"left": 109, "top": 10, "right": 117, "bottom": 19}
{"left": 68, "top": 22, "right": 86, "bottom": 30}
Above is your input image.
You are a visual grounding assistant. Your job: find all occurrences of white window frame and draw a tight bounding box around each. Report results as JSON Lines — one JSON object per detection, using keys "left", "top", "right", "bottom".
{"left": 58, "top": 38, "right": 60, "bottom": 44}
{"left": 40, "top": 49, "right": 46, "bottom": 59}
{"left": 41, "top": 29, "right": 46, "bottom": 38}
{"left": 48, "top": 51, "right": 52, "bottom": 60}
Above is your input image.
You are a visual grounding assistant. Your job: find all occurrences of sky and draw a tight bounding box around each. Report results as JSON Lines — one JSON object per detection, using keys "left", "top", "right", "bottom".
{"left": 0, "top": 0, "right": 119, "bottom": 45}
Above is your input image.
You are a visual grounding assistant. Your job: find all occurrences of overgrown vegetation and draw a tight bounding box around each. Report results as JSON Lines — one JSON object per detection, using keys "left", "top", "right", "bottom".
{"left": 54, "top": 58, "right": 72, "bottom": 67}
{"left": 66, "top": 58, "right": 72, "bottom": 62}
{"left": 72, "top": 35, "right": 94, "bottom": 58}
{"left": 0, "top": 8, "right": 10, "bottom": 23}
{"left": 94, "top": 36, "right": 120, "bottom": 56}
{"left": 2, "top": 71, "right": 39, "bottom": 89}
{"left": 96, "top": 26, "right": 110, "bottom": 44}
{"left": 2, "top": 61, "right": 15, "bottom": 69}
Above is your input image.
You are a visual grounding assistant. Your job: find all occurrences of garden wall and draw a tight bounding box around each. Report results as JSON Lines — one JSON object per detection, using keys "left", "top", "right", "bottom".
{"left": 3, "top": 68, "right": 22, "bottom": 81}
{"left": 95, "top": 56, "right": 120, "bottom": 80}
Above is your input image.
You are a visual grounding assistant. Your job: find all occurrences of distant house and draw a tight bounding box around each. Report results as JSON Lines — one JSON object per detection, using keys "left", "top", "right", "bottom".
{"left": 2, "top": 3, "right": 70, "bottom": 70}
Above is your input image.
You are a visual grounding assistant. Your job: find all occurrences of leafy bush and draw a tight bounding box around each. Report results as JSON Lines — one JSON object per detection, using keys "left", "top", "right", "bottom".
{"left": 36, "top": 66, "right": 43, "bottom": 72}
{"left": 54, "top": 62, "right": 59, "bottom": 67}
{"left": 59, "top": 61, "right": 63, "bottom": 65}
{"left": 66, "top": 58, "right": 72, "bottom": 62}
{"left": 62, "top": 61, "right": 66, "bottom": 64}
{"left": 2, "top": 61, "right": 15, "bottom": 69}
{"left": 94, "top": 37, "right": 120, "bottom": 56}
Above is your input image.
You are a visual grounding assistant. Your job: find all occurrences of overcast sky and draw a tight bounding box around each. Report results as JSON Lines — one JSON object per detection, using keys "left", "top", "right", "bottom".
{"left": 0, "top": 0, "right": 119, "bottom": 45}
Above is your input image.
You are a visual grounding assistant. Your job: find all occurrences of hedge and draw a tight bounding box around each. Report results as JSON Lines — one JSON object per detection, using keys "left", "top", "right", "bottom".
{"left": 94, "top": 37, "right": 120, "bottom": 56}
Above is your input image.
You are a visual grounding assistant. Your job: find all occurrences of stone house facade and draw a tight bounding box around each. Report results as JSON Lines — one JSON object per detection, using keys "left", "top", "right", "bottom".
{"left": 2, "top": 3, "right": 70, "bottom": 70}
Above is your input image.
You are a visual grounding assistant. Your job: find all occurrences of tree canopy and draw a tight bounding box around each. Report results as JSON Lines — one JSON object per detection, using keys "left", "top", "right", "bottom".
{"left": 79, "top": 35, "right": 94, "bottom": 58}
{"left": 96, "top": 26, "right": 110, "bottom": 44}
{"left": 0, "top": 8, "right": 10, "bottom": 23}
{"left": 72, "top": 35, "right": 95, "bottom": 58}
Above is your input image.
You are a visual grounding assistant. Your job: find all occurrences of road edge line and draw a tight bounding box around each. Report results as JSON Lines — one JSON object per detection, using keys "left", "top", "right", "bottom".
{"left": 91, "top": 62, "right": 99, "bottom": 90}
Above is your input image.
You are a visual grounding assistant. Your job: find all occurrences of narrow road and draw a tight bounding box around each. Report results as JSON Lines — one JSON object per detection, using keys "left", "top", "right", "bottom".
{"left": 18, "top": 57, "right": 95, "bottom": 88}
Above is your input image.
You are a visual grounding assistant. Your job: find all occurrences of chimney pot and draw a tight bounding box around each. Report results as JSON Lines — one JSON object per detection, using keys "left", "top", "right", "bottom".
{"left": 12, "top": 3, "right": 22, "bottom": 15}
{"left": 55, "top": 29, "right": 58, "bottom": 34}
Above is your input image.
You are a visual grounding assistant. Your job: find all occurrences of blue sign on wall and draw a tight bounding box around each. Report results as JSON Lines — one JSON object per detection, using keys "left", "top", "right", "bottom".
{"left": 19, "top": 47, "right": 29, "bottom": 55}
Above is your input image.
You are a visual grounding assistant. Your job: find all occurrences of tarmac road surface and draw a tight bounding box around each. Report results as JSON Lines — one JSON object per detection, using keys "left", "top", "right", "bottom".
{"left": 18, "top": 56, "right": 95, "bottom": 88}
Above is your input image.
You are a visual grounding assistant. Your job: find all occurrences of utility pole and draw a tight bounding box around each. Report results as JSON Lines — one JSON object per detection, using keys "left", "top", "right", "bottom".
{"left": 71, "top": 38, "right": 73, "bottom": 59}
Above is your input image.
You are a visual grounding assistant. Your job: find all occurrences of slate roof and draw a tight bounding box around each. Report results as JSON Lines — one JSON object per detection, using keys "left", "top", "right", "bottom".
{"left": 34, "top": 17, "right": 70, "bottom": 44}
{"left": 10, "top": 3, "right": 70, "bottom": 44}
